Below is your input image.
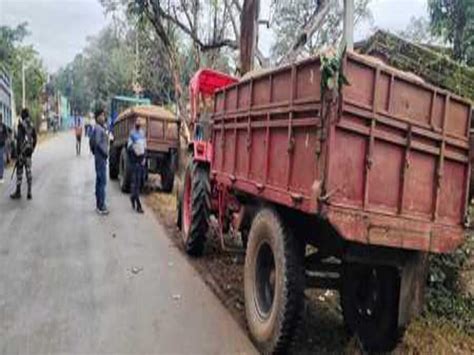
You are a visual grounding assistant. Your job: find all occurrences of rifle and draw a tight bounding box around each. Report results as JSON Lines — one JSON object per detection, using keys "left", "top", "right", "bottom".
{"left": 10, "top": 159, "right": 18, "bottom": 181}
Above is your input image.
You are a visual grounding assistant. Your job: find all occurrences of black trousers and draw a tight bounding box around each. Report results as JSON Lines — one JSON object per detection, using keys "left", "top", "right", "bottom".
{"left": 131, "top": 162, "right": 144, "bottom": 202}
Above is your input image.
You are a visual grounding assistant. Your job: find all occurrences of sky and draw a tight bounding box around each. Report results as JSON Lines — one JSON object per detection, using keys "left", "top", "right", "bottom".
{"left": 0, "top": 0, "right": 428, "bottom": 73}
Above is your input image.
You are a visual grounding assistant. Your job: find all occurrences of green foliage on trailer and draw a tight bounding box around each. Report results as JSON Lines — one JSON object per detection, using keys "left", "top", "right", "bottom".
{"left": 358, "top": 30, "right": 474, "bottom": 101}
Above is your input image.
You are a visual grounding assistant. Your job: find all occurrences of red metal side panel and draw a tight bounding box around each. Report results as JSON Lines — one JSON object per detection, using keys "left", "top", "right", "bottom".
{"left": 368, "top": 140, "right": 403, "bottom": 212}
{"left": 249, "top": 123, "right": 266, "bottom": 182}
{"left": 328, "top": 126, "right": 366, "bottom": 208}
{"left": 235, "top": 119, "right": 249, "bottom": 178}
{"left": 211, "top": 58, "right": 323, "bottom": 212}
{"left": 324, "top": 52, "right": 471, "bottom": 253}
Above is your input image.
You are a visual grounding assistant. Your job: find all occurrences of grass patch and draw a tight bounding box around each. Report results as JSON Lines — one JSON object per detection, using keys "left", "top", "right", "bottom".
{"left": 402, "top": 316, "right": 474, "bottom": 354}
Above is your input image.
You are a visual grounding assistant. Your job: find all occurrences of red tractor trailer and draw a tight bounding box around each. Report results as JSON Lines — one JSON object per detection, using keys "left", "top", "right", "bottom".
{"left": 178, "top": 51, "right": 472, "bottom": 353}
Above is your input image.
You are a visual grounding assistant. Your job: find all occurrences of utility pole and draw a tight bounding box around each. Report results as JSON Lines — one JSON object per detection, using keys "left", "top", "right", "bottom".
{"left": 133, "top": 26, "right": 143, "bottom": 98}
{"left": 343, "top": 0, "right": 354, "bottom": 51}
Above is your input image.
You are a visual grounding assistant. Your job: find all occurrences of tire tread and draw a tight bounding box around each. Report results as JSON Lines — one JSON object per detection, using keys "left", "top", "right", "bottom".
{"left": 184, "top": 161, "right": 210, "bottom": 256}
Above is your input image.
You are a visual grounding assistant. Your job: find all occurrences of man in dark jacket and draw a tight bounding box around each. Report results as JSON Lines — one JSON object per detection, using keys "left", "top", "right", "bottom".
{"left": 11, "top": 108, "right": 37, "bottom": 200}
{"left": 90, "top": 108, "right": 109, "bottom": 215}
{"left": 0, "top": 112, "right": 7, "bottom": 183}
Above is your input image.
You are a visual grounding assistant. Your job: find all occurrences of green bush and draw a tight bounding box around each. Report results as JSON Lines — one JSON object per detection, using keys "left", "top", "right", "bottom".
{"left": 425, "top": 235, "right": 474, "bottom": 335}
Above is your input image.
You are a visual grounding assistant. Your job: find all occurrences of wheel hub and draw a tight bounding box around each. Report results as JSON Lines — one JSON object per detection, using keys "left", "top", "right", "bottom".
{"left": 254, "top": 241, "right": 276, "bottom": 319}
{"left": 356, "top": 268, "right": 381, "bottom": 319}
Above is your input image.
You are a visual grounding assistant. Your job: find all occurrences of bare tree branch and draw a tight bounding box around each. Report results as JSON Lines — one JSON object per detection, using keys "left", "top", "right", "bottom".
{"left": 256, "top": 47, "right": 269, "bottom": 67}
{"left": 179, "top": 0, "right": 195, "bottom": 34}
{"left": 224, "top": 0, "right": 240, "bottom": 38}
{"left": 231, "top": 0, "right": 242, "bottom": 13}
{"left": 280, "top": 0, "right": 333, "bottom": 64}
{"left": 152, "top": 0, "right": 238, "bottom": 52}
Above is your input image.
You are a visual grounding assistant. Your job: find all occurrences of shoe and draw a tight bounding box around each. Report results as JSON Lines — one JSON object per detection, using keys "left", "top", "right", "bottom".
{"left": 0, "top": 179, "right": 4, "bottom": 184}
{"left": 27, "top": 192, "right": 32, "bottom": 200}
{"left": 99, "top": 208, "right": 109, "bottom": 215}
{"left": 136, "top": 200, "right": 144, "bottom": 214}
{"left": 10, "top": 187, "right": 21, "bottom": 199}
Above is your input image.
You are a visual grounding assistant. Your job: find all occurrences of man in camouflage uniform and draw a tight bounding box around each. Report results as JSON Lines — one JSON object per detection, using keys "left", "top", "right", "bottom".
{"left": 11, "top": 108, "right": 37, "bottom": 200}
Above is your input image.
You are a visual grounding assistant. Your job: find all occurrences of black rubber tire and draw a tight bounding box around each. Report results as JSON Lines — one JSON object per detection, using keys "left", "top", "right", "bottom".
{"left": 244, "top": 208, "right": 305, "bottom": 354}
{"left": 176, "top": 184, "right": 183, "bottom": 229}
{"left": 181, "top": 161, "right": 210, "bottom": 257}
{"left": 341, "top": 263, "right": 401, "bottom": 353}
{"left": 160, "top": 163, "right": 175, "bottom": 193}
{"left": 119, "top": 147, "right": 131, "bottom": 193}
{"left": 109, "top": 147, "right": 119, "bottom": 180}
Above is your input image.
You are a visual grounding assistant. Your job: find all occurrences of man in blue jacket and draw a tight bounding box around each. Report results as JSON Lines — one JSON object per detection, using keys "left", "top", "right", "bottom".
{"left": 128, "top": 117, "right": 146, "bottom": 213}
{"left": 90, "top": 108, "right": 109, "bottom": 215}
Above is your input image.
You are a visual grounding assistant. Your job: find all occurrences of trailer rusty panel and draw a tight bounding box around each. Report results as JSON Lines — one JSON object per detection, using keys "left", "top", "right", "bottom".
{"left": 112, "top": 106, "right": 179, "bottom": 153}
{"left": 324, "top": 53, "right": 471, "bottom": 252}
{"left": 212, "top": 57, "right": 323, "bottom": 213}
{"left": 211, "top": 52, "right": 471, "bottom": 253}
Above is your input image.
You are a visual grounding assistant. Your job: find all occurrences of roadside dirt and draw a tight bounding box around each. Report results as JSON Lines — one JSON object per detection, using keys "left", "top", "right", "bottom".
{"left": 145, "top": 188, "right": 474, "bottom": 354}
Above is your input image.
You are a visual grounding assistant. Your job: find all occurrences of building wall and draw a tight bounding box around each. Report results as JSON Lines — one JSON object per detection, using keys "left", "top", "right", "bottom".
{"left": 0, "top": 66, "right": 13, "bottom": 128}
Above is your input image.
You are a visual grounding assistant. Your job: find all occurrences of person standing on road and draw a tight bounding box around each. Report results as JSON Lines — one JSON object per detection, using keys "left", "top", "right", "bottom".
{"left": 0, "top": 113, "right": 8, "bottom": 184}
{"left": 74, "top": 115, "right": 83, "bottom": 156}
{"left": 11, "top": 108, "right": 37, "bottom": 200}
{"left": 90, "top": 108, "right": 109, "bottom": 215}
{"left": 127, "top": 117, "right": 146, "bottom": 213}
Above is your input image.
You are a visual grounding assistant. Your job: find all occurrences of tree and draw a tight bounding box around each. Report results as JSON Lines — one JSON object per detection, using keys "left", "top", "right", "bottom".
{"left": 0, "top": 22, "right": 28, "bottom": 64}
{"left": 0, "top": 23, "right": 47, "bottom": 127}
{"left": 54, "top": 21, "right": 178, "bottom": 115}
{"left": 271, "top": 0, "right": 372, "bottom": 62}
{"left": 54, "top": 26, "right": 136, "bottom": 114}
{"left": 398, "top": 16, "right": 439, "bottom": 45}
{"left": 428, "top": 0, "right": 474, "bottom": 65}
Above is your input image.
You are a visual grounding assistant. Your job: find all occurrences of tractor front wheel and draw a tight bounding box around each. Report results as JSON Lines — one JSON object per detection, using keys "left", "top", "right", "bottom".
{"left": 181, "top": 161, "right": 210, "bottom": 257}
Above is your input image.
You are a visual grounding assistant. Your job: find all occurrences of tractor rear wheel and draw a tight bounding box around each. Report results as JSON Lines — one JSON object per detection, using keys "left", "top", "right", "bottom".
{"left": 341, "top": 263, "right": 401, "bottom": 352}
{"left": 244, "top": 208, "right": 305, "bottom": 354}
{"left": 181, "top": 161, "right": 210, "bottom": 257}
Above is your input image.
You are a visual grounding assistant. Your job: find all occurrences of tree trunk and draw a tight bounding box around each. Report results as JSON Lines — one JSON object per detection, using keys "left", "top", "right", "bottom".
{"left": 239, "top": 0, "right": 259, "bottom": 74}
{"left": 452, "top": 1, "right": 465, "bottom": 62}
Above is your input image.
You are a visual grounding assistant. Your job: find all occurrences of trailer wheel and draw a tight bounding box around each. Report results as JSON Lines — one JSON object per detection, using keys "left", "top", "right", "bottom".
{"left": 181, "top": 161, "right": 210, "bottom": 256}
{"left": 341, "top": 263, "right": 401, "bottom": 352}
{"left": 160, "top": 163, "right": 175, "bottom": 193}
{"left": 119, "top": 147, "right": 131, "bottom": 193}
{"left": 244, "top": 208, "right": 304, "bottom": 354}
{"left": 109, "top": 147, "right": 119, "bottom": 180}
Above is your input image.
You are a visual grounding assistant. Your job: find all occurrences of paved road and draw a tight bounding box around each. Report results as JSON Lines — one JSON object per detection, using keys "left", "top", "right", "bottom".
{"left": 0, "top": 132, "right": 256, "bottom": 355}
